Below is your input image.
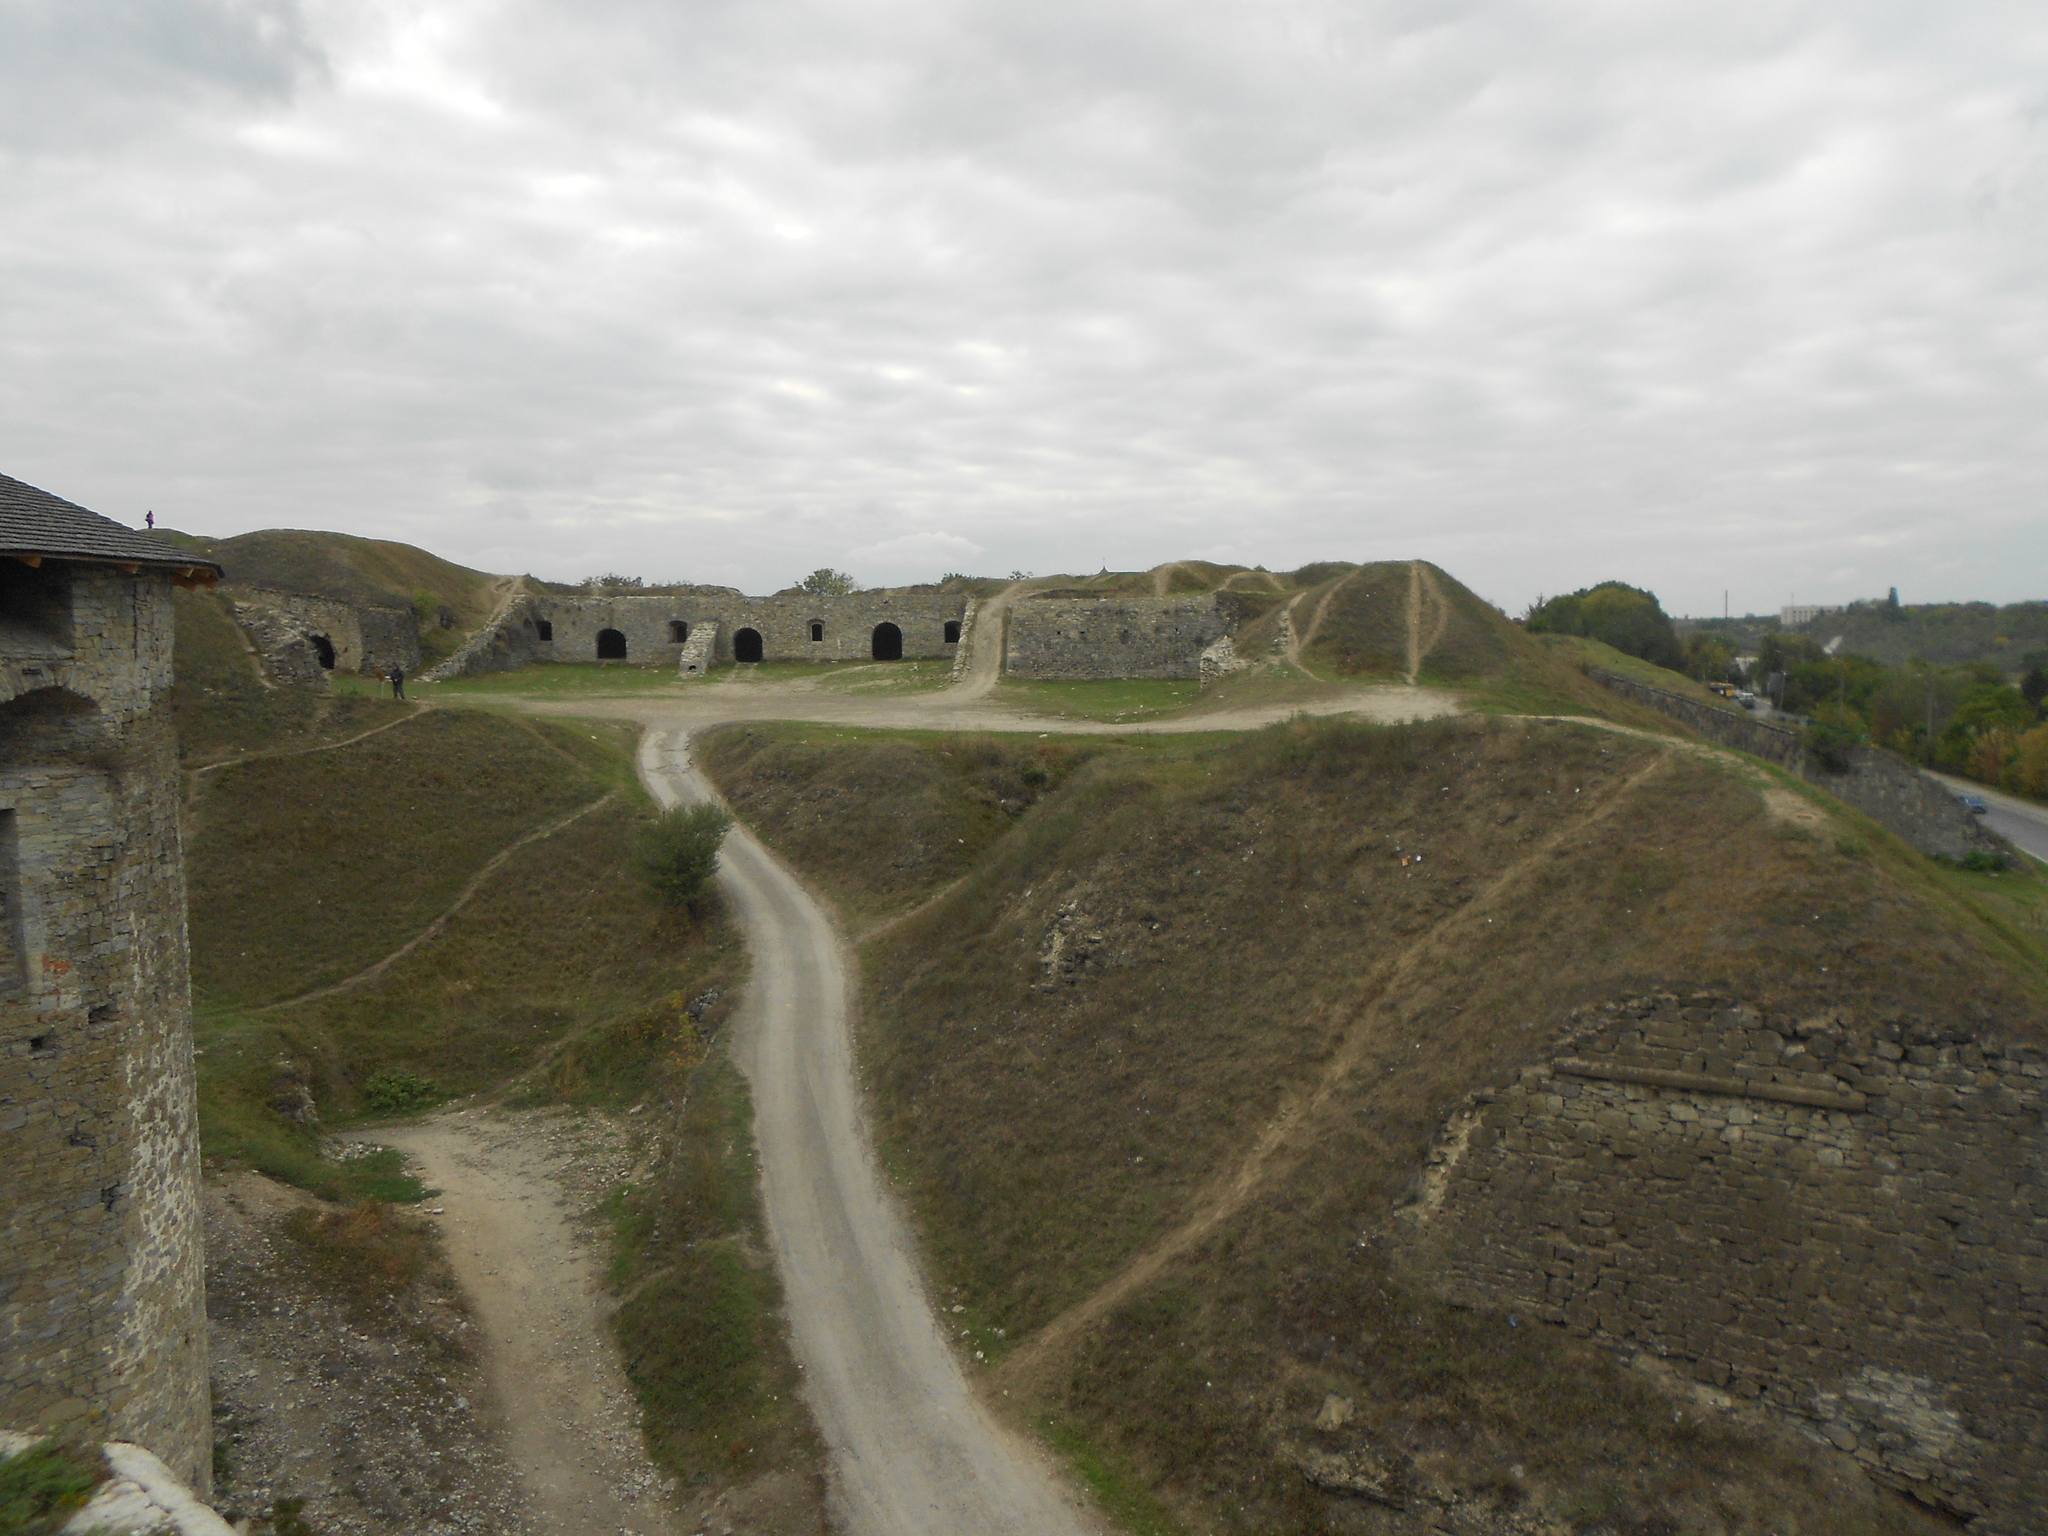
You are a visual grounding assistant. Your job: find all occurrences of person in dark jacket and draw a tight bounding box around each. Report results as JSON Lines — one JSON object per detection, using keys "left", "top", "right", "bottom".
{"left": 390, "top": 665, "right": 406, "bottom": 700}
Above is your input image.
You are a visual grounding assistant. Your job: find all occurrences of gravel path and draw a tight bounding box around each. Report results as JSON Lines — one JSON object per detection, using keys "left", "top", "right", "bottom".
{"left": 378, "top": 1110, "right": 684, "bottom": 1536}
{"left": 638, "top": 728, "right": 1104, "bottom": 1536}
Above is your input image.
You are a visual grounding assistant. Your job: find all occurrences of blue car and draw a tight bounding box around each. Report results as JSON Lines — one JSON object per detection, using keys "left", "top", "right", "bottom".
{"left": 1960, "top": 794, "right": 1988, "bottom": 816}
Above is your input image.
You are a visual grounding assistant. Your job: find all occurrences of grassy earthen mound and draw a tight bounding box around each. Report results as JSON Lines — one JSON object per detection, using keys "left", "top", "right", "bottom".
{"left": 703, "top": 714, "right": 2046, "bottom": 1536}
{"left": 181, "top": 695, "right": 815, "bottom": 1515}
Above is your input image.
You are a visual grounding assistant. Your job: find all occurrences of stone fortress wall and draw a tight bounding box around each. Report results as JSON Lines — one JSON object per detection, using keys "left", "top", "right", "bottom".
{"left": 1002, "top": 594, "right": 1231, "bottom": 680}
{"left": 1586, "top": 667, "right": 2007, "bottom": 862}
{"left": 0, "top": 562, "right": 210, "bottom": 1490}
{"left": 1400, "top": 992, "right": 2046, "bottom": 1533}
{"left": 430, "top": 589, "right": 970, "bottom": 678}
{"left": 227, "top": 588, "right": 419, "bottom": 680}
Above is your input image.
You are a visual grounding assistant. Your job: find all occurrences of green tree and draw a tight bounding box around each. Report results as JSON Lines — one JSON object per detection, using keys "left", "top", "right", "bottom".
{"left": 2020, "top": 655, "right": 2048, "bottom": 716}
{"left": 1523, "top": 582, "right": 1685, "bottom": 670}
{"left": 798, "top": 568, "right": 859, "bottom": 596}
{"left": 635, "top": 803, "right": 735, "bottom": 908}
{"left": 1804, "top": 702, "right": 1865, "bottom": 774}
{"left": 1682, "top": 632, "right": 1737, "bottom": 683}
{"left": 1936, "top": 681, "right": 2034, "bottom": 774}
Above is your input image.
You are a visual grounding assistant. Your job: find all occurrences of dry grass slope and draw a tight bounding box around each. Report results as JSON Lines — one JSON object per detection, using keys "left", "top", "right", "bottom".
{"left": 703, "top": 714, "right": 2046, "bottom": 1536}
{"left": 162, "top": 526, "right": 499, "bottom": 630}
{"left": 183, "top": 694, "right": 820, "bottom": 1521}
{"left": 172, "top": 587, "right": 410, "bottom": 764}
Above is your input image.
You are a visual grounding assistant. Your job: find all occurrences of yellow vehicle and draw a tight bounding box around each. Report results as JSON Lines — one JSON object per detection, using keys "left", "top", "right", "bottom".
{"left": 1706, "top": 681, "right": 1737, "bottom": 698}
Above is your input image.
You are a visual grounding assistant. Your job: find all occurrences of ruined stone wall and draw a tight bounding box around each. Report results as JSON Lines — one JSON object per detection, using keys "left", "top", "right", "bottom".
{"left": 1003, "top": 595, "right": 1228, "bottom": 680}
{"left": 432, "top": 591, "right": 968, "bottom": 677}
{"left": 1585, "top": 667, "right": 2004, "bottom": 861}
{"left": 227, "top": 589, "right": 419, "bottom": 678}
{"left": 0, "top": 565, "right": 209, "bottom": 1491}
{"left": 1404, "top": 993, "right": 2046, "bottom": 1533}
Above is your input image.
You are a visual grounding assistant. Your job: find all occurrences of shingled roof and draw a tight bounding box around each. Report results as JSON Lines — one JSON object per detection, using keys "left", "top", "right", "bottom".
{"left": 0, "top": 471, "right": 220, "bottom": 580}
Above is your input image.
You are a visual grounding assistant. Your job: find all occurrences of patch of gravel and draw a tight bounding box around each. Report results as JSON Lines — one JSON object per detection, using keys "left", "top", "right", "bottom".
{"left": 203, "top": 1170, "right": 535, "bottom": 1535}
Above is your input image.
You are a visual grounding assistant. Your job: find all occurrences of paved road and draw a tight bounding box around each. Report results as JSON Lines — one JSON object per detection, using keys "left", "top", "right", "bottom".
{"left": 636, "top": 727, "right": 1102, "bottom": 1536}
{"left": 1926, "top": 771, "right": 2048, "bottom": 865}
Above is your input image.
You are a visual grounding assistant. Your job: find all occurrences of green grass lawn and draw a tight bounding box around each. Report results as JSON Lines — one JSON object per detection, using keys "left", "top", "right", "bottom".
{"left": 403, "top": 661, "right": 700, "bottom": 697}
{"left": 809, "top": 657, "right": 956, "bottom": 694}
{"left": 992, "top": 677, "right": 1200, "bottom": 722}
{"left": 392, "top": 656, "right": 958, "bottom": 698}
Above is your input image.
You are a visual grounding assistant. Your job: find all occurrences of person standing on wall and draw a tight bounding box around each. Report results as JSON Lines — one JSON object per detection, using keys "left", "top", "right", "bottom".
{"left": 390, "top": 665, "right": 406, "bottom": 700}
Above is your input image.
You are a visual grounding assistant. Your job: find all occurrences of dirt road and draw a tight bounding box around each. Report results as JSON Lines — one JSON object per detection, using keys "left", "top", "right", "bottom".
{"left": 637, "top": 728, "right": 1103, "bottom": 1536}
{"left": 378, "top": 1112, "right": 683, "bottom": 1536}
{"left": 517, "top": 672, "right": 1460, "bottom": 738}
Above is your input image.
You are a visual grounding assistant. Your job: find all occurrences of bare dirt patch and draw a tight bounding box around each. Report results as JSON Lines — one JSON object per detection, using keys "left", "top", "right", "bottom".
{"left": 375, "top": 1108, "right": 688, "bottom": 1536}
{"left": 205, "top": 1170, "right": 531, "bottom": 1535}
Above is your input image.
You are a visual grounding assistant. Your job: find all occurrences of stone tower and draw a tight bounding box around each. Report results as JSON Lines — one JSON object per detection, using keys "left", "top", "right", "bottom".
{"left": 0, "top": 473, "right": 221, "bottom": 1489}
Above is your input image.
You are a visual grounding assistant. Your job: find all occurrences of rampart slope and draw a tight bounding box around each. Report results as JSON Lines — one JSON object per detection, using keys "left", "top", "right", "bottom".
{"left": 702, "top": 712, "right": 2048, "bottom": 1536}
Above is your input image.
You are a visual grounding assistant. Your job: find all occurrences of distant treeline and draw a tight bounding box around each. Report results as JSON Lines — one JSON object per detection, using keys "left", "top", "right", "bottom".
{"left": 1527, "top": 582, "right": 2048, "bottom": 800}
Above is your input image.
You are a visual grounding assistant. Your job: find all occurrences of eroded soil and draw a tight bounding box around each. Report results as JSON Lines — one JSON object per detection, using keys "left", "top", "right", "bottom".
{"left": 205, "top": 1169, "right": 532, "bottom": 1535}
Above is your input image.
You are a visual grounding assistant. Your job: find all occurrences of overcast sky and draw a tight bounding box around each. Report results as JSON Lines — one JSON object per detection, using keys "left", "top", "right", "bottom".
{"left": 2, "top": 0, "right": 2043, "bottom": 611}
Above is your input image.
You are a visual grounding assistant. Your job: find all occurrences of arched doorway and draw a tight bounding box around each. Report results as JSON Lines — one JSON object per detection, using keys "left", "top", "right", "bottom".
{"left": 733, "top": 627, "right": 764, "bottom": 663}
{"left": 943, "top": 620, "right": 961, "bottom": 644}
{"left": 308, "top": 634, "right": 336, "bottom": 669}
{"left": 596, "top": 628, "right": 627, "bottom": 659}
{"left": 668, "top": 620, "right": 689, "bottom": 643}
{"left": 871, "top": 622, "right": 903, "bottom": 661}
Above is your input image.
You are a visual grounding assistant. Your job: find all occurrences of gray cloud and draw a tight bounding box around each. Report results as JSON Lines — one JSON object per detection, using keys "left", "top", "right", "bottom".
{"left": 1, "top": 0, "right": 2042, "bottom": 610}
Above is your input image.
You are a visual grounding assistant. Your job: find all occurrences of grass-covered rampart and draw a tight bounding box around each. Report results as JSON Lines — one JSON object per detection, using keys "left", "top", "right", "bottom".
{"left": 701, "top": 713, "right": 2046, "bottom": 1536}
{"left": 178, "top": 665, "right": 814, "bottom": 1512}
{"left": 173, "top": 587, "right": 410, "bottom": 765}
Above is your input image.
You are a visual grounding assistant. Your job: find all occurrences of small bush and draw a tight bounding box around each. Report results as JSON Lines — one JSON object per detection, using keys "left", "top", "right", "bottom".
{"left": 1804, "top": 715, "right": 1863, "bottom": 774}
{"left": 360, "top": 1069, "right": 438, "bottom": 1114}
{"left": 1962, "top": 850, "right": 2008, "bottom": 873}
{"left": 268, "top": 1494, "right": 323, "bottom": 1534}
{"left": 284, "top": 1201, "right": 434, "bottom": 1295}
{"left": 0, "top": 1440, "right": 106, "bottom": 1535}
{"left": 635, "top": 803, "right": 734, "bottom": 908}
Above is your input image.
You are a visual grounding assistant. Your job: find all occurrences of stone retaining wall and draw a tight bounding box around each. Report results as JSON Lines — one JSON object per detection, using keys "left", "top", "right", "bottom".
{"left": 1004, "top": 595, "right": 1228, "bottom": 680}
{"left": 0, "top": 565, "right": 209, "bottom": 1491}
{"left": 1402, "top": 992, "right": 2047, "bottom": 1532}
{"left": 227, "top": 589, "right": 418, "bottom": 678}
{"left": 431, "top": 591, "right": 968, "bottom": 678}
{"left": 1586, "top": 667, "right": 2005, "bottom": 861}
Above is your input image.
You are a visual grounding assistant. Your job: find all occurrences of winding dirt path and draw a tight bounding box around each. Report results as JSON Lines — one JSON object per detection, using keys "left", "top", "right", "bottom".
{"left": 378, "top": 1111, "right": 683, "bottom": 1536}
{"left": 636, "top": 729, "right": 1103, "bottom": 1536}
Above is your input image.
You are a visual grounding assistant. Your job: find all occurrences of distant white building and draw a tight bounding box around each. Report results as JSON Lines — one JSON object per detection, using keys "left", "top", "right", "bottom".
{"left": 1780, "top": 603, "right": 1843, "bottom": 628}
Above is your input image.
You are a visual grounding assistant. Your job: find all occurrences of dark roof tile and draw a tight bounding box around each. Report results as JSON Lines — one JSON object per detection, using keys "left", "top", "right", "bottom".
{"left": 0, "top": 471, "right": 221, "bottom": 575}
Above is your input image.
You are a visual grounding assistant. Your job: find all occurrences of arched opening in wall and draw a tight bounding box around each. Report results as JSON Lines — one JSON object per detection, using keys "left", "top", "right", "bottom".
{"left": 944, "top": 620, "right": 961, "bottom": 644}
{"left": 810, "top": 621, "right": 824, "bottom": 642}
{"left": 596, "top": 628, "right": 628, "bottom": 659}
{"left": 733, "top": 628, "right": 764, "bottom": 663}
{"left": 308, "top": 634, "right": 337, "bottom": 670}
{"left": 871, "top": 622, "right": 903, "bottom": 661}
{"left": 535, "top": 620, "right": 554, "bottom": 642}
{"left": 669, "top": 620, "right": 689, "bottom": 643}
